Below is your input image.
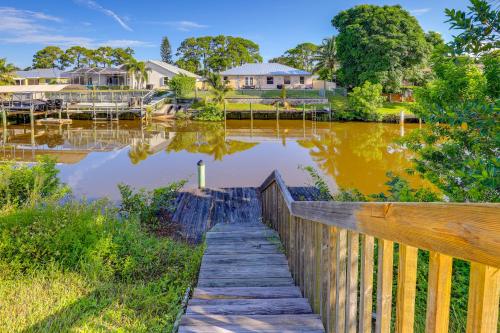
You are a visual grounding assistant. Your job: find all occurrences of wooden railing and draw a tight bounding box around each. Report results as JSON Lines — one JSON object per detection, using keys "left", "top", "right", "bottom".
{"left": 260, "top": 170, "right": 500, "bottom": 333}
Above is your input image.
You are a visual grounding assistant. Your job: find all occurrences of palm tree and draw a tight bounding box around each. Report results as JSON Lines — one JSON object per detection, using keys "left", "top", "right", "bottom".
{"left": 207, "top": 72, "right": 231, "bottom": 104}
{"left": 124, "top": 59, "right": 150, "bottom": 89}
{"left": 314, "top": 37, "right": 338, "bottom": 83}
{"left": 0, "top": 58, "right": 16, "bottom": 85}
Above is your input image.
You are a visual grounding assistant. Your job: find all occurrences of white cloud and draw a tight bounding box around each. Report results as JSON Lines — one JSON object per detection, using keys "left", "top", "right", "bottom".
{"left": 0, "top": 34, "right": 94, "bottom": 47}
{"left": 75, "top": 0, "right": 132, "bottom": 31}
{"left": 101, "top": 39, "right": 154, "bottom": 48}
{"left": 0, "top": 7, "right": 62, "bottom": 34}
{"left": 410, "top": 8, "right": 431, "bottom": 16}
{"left": 166, "top": 20, "right": 208, "bottom": 31}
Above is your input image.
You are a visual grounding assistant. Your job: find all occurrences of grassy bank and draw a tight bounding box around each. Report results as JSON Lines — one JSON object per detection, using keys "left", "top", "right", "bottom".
{"left": 0, "top": 161, "right": 203, "bottom": 332}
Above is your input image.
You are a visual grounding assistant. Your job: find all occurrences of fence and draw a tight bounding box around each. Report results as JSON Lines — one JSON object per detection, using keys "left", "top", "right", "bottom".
{"left": 260, "top": 170, "right": 499, "bottom": 333}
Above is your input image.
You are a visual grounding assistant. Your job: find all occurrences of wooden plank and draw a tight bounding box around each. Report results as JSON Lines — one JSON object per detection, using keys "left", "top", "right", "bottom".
{"left": 425, "top": 252, "right": 452, "bottom": 333}
{"left": 186, "top": 298, "right": 313, "bottom": 315}
{"left": 320, "top": 224, "right": 330, "bottom": 330}
{"left": 466, "top": 262, "right": 500, "bottom": 333}
{"left": 179, "top": 314, "right": 325, "bottom": 333}
{"left": 336, "top": 228, "right": 347, "bottom": 333}
{"left": 346, "top": 231, "right": 359, "bottom": 333}
{"left": 201, "top": 254, "right": 288, "bottom": 266}
{"left": 198, "top": 265, "right": 291, "bottom": 279}
{"left": 359, "top": 235, "right": 374, "bottom": 333}
{"left": 395, "top": 245, "right": 418, "bottom": 333}
{"left": 192, "top": 287, "right": 302, "bottom": 300}
{"left": 197, "top": 277, "right": 294, "bottom": 288}
{"left": 291, "top": 201, "right": 500, "bottom": 267}
{"left": 327, "top": 226, "right": 338, "bottom": 333}
{"left": 204, "top": 244, "right": 280, "bottom": 255}
{"left": 206, "top": 230, "right": 277, "bottom": 239}
{"left": 376, "top": 239, "right": 394, "bottom": 333}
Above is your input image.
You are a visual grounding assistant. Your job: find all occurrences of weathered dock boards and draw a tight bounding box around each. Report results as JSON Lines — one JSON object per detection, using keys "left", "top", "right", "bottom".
{"left": 172, "top": 187, "right": 320, "bottom": 242}
{"left": 179, "top": 223, "right": 325, "bottom": 333}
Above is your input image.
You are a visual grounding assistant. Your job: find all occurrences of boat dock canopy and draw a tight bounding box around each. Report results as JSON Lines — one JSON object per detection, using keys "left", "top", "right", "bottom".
{"left": 0, "top": 85, "right": 69, "bottom": 93}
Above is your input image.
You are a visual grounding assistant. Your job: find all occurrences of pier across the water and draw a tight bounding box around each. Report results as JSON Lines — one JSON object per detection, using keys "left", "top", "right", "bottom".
{"left": 174, "top": 170, "right": 499, "bottom": 333}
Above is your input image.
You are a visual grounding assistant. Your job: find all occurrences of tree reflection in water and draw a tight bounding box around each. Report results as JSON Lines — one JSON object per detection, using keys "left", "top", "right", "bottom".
{"left": 165, "top": 121, "right": 258, "bottom": 161}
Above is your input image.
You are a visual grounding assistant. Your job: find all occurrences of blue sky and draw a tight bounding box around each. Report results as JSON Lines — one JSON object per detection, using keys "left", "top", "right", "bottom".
{"left": 0, "top": 0, "right": 471, "bottom": 68}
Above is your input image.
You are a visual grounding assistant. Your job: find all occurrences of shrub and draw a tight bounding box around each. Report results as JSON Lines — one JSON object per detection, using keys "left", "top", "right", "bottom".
{"left": 169, "top": 74, "right": 195, "bottom": 98}
{"left": 195, "top": 103, "right": 224, "bottom": 121}
{"left": 0, "top": 157, "right": 68, "bottom": 210}
{"left": 348, "top": 81, "right": 385, "bottom": 120}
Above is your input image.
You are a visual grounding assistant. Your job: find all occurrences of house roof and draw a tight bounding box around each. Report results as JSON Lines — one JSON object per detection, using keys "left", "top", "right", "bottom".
{"left": 0, "top": 84, "right": 69, "bottom": 93}
{"left": 15, "top": 68, "right": 69, "bottom": 79}
{"left": 221, "top": 63, "right": 311, "bottom": 76}
{"left": 146, "top": 60, "right": 201, "bottom": 79}
{"left": 65, "top": 67, "right": 127, "bottom": 75}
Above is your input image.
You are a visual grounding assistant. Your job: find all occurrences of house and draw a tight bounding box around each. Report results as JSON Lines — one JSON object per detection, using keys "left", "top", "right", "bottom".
{"left": 14, "top": 68, "right": 69, "bottom": 85}
{"left": 220, "top": 63, "right": 313, "bottom": 89}
{"left": 65, "top": 67, "right": 131, "bottom": 88}
{"left": 144, "top": 60, "right": 201, "bottom": 89}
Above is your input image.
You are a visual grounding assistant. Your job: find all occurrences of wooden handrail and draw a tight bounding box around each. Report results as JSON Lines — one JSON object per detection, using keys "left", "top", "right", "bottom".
{"left": 259, "top": 170, "right": 500, "bottom": 333}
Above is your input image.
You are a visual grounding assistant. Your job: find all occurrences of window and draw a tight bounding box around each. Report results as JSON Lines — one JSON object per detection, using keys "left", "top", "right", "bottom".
{"left": 300, "top": 76, "right": 305, "bottom": 84}
{"left": 267, "top": 76, "right": 274, "bottom": 85}
{"left": 284, "top": 76, "right": 291, "bottom": 85}
{"left": 163, "top": 77, "right": 169, "bottom": 86}
{"left": 245, "top": 77, "right": 254, "bottom": 86}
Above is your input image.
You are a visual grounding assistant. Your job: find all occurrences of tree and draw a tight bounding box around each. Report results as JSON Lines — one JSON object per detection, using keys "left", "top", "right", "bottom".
{"left": 161, "top": 36, "right": 173, "bottom": 64}
{"left": 332, "top": 5, "right": 430, "bottom": 92}
{"left": 169, "top": 74, "right": 195, "bottom": 98}
{"left": 124, "top": 59, "right": 149, "bottom": 89}
{"left": 32, "top": 46, "right": 65, "bottom": 69}
{"left": 65, "top": 46, "right": 88, "bottom": 68}
{"left": 404, "top": 0, "right": 499, "bottom": 202}
{"left": 314, "top": 37, "right": 338, "bottom": 81}
{"left": 206, "top": 73, "right": 231, "bottom": 105}
{"left": 347, "top": 81, "right": 385, "bottom": 120}
{"left": 0, "top": 58, "right": 16, "bottom": 85}
{"left": 445, "top": 0, "right": 499, "bottom": 56}
{"left": 176, "top": 36, "right": 262, "bottom": 75}
{"left": 270, "top": 43, "right": 318, "bottom": 72}
{"left": 111, "top": 47, "right": 134, "bottom": 66}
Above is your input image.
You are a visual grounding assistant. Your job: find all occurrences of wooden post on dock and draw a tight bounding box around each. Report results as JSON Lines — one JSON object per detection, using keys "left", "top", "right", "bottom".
{"left": 303, "top": 103, "right": 306, "bottom": 121}
{"left": 197, "top": 160, "right": 206, "bottom": 189}
{"left": 276, "top": 103, "right": 279, "bottom": 122}
{"left": 400, "top": 111, "right": 405, "bottom": 137}
{"left": 1, "top": 107, "right": 7, "bottom": 144}
{"left": 250, "top": 102, "right": 253, "bottom": 122}
{"left": 30, "top": 105, "right": 35, "bottom": 146}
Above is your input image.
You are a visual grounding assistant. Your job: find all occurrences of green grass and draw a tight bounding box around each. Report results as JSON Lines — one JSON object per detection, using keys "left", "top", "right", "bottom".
{"left": 0, "top": 201, "right": 203, "bottom": 332}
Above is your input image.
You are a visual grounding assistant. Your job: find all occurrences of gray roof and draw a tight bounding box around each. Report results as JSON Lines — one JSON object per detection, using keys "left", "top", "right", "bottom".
{"left": 15, "top": 68, "right": 68, "bottom": 79}
{"left": 146, "top": 60, "right": 201, "bottom": 79}
{"left": 66, "top": 67, "right": 127, "bottom": 75}
{"left": 220, "top": 63, "right": 311, "bottom": 76}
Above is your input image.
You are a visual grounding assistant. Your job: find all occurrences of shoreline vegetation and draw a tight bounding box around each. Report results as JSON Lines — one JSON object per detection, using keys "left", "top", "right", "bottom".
{"left": 0, "top": 159, "right": 203, "bottom": 332}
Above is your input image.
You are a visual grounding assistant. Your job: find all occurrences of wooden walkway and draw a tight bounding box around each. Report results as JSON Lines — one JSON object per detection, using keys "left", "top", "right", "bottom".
{"left": 179, "top": 222, "right": 325, "bottom": 332}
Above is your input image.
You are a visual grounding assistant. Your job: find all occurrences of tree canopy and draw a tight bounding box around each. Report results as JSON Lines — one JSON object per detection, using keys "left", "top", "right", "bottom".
{"left": 175, "top": 35, "right": 262, "bottom": 75}
{"left": 269, "top": 42, "right": 319, "bottom": 72}
{"left": 32, "top": 46, "right": 135, "bottom": 69}
{"left": 161, "top": 37, "right": 173, "bottom": 64}
{"left": 332, "top": 5, "right": 430, "bottom": 92}
{"left": 0, "top": 58, "right": 17, "bottom": 85}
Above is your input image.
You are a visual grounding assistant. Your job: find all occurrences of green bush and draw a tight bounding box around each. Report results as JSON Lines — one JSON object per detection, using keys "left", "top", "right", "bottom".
{"left": 0, "top": 157, "right": 68, "bottom": 210}
{"left": 195, "top": 103, "right": 224, "bottom": 121}
{"left": 169, "top": 74, "right": 195, "bottom": 98}
{"left": 347, "top": 81, "right": 385, "bottom": 120}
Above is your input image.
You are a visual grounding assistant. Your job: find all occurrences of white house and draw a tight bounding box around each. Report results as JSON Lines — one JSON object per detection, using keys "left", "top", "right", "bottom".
{"left": 220, "top": 63, "right": 313, "bottom": 90}
{"left": 144, "top": 60, "right": 201, "bottom": 89}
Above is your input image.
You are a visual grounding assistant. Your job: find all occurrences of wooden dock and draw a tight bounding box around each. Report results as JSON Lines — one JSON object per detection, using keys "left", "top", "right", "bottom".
{"left": 174, "top": 170, "right": 500, "bottom": 333}
{"left": 179, "top": 222, "right": 325, "bottom": 333}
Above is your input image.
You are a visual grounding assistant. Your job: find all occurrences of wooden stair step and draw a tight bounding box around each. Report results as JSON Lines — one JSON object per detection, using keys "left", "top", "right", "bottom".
{"left": 204, "top": 245, "right": 281, "bottom": 255}
{"left": 206, "top": 230, "right": 277, "bottom": 239}
{"left": 201, "top": 254, "right": 288, "bottom": 266}
{"left": 199, "top": 264, "right": 291, "bottom": 279}
{"left": 197, "top": 277, "right": 295, "bottom": 288}
{"left": 179, "top": 314, "right": 324, "bottom": 333}
{"left": 186, "top": 298, "right": 313, "bottom": 315}
{"left": 192, "top": 286, "right": 302, "bottom": 300}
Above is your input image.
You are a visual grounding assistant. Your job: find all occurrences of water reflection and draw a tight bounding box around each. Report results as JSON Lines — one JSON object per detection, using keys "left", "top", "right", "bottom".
{"left": 0, "top": 119, "right": 421, "bottom": 198}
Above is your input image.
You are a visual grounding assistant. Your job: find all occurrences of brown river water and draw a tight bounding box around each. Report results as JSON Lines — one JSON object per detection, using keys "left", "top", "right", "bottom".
{"left": 0, "top": 119, "right": 422, "bottom": 200}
